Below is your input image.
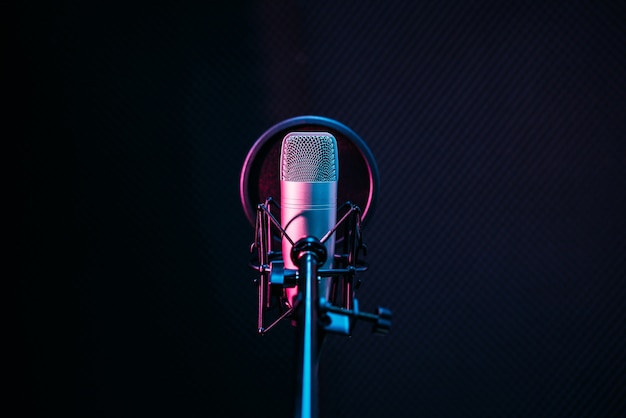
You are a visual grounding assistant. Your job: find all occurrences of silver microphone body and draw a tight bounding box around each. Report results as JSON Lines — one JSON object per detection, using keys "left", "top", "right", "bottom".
{"left": 280, "top": 132, "right": 338, "bottom": 303}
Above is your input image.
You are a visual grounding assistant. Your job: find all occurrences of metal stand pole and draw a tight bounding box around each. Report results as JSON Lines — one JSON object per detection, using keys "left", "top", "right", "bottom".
{"left": 291, "top": 237, "right": 327, "bottom": 418}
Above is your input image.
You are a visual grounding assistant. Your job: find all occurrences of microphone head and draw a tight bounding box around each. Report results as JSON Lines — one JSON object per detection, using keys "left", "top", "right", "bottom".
{"left": 280, "top": 132, "right": 339, "bottom": 183}
{"left": 240, "top": 115, "right": 379, "bottom": 230}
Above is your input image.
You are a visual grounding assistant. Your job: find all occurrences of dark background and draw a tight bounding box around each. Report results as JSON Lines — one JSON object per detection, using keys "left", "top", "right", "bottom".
{"left": 14, "top": 1, "right": 626, "bottom": 417}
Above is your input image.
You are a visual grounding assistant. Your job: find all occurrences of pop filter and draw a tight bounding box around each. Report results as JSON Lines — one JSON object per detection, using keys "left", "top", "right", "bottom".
{"left": 240, "top": 116, "right": 379, "bottom": 229}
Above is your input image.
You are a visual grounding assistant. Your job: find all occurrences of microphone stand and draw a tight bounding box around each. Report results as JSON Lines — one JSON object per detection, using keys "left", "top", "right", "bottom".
{"left": 290, "top": 237, "right": 326, "bottom": 418}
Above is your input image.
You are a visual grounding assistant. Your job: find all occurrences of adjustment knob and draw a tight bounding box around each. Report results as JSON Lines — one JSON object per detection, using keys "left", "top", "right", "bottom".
{"left": 372, "top": 306, "right": 392, "bottom": 335}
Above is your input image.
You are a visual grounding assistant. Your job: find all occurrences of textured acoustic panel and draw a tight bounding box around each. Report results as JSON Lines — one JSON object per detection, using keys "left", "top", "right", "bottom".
{"left": 15, "top": 1, "right": 625, "bottom": 418}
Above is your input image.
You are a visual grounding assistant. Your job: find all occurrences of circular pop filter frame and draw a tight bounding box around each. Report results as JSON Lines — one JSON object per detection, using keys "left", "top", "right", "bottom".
{"left": 240, "top": 115, "right": 379, "bottom": 228}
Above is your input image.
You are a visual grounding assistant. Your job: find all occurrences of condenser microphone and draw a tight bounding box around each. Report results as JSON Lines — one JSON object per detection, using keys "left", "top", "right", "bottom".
{"left": 280, "top": 132, "right": 339, "bottom": 305}
{"left": 241, "top": 116, "right": 390, "bottom": 418}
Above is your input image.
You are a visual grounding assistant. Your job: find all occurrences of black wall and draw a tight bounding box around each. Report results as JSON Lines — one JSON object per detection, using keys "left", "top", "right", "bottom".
{"left": 14, "top": 1, "right": 626, "bottom": 417}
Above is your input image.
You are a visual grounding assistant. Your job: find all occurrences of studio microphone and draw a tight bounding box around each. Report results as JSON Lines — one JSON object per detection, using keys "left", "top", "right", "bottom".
{"left": 241, "top": 117, "right": 391, "bottom": 418}
{"left": 241, "top": 115, "right": 391, "bottom": 337}
{"left": 280, "top": 132, "right": 339, "bottom": 306}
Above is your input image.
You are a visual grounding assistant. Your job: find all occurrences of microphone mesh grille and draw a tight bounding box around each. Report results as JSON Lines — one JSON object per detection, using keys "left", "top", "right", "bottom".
{"left": 281, "top": 133, "right": 338, "bottom": 182}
